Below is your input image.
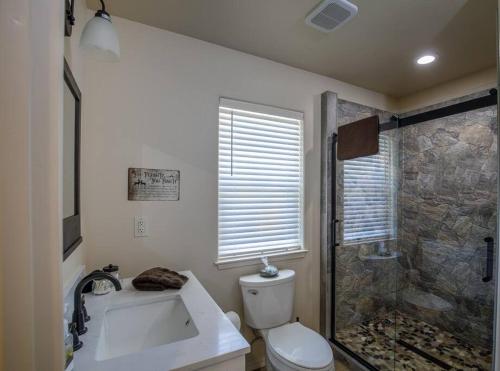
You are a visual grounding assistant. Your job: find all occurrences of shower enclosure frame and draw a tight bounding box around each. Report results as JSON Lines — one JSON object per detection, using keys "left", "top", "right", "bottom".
{"left": 494, "top": 4, "right": 500, "bottom": 366}
{"left": 322, "top": 89, "right": 499, "bottom": 370}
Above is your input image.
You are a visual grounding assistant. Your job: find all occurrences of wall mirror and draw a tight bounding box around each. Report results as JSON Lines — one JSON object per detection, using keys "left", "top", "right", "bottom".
{"left": 63, "top": 58, "right": 82, "bottom": 260}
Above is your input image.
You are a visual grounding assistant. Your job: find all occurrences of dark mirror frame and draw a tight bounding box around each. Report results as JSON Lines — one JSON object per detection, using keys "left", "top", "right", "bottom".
{"left": 63, "top": 58, "right": 82, "bottom": 260}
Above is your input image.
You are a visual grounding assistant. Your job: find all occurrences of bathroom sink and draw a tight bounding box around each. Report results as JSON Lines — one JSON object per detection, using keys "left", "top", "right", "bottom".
{"left": 95, "top": 296, "right": 199, "bottom": 361}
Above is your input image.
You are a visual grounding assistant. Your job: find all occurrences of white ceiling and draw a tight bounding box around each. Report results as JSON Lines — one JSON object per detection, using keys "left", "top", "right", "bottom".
{"left": 87, "top": 0, "right": 497, "bottom": 98}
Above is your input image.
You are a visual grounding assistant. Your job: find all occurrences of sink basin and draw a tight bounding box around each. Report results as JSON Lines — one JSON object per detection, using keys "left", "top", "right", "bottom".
{"left": 95, "top": 295, "right": 199, "bottom": 361}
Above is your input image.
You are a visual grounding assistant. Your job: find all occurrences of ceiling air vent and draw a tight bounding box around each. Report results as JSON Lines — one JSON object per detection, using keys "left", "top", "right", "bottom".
{"left": 305, "top": 0, "right": 358, "bottom": 33}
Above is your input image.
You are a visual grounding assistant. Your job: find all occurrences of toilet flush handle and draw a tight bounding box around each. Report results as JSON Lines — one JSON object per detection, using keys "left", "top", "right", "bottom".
{"left": 248, "top": 289, "right": 258, "bottom": 295}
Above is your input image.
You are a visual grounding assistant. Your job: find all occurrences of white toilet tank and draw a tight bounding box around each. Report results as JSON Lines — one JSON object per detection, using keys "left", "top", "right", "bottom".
{"left": 239, "top": 269, "right": 295, "bottom": 329}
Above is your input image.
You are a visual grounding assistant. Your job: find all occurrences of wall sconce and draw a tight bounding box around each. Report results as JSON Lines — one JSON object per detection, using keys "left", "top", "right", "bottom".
{"left": 65, "top": 0, "right": 120, "bottom": 61}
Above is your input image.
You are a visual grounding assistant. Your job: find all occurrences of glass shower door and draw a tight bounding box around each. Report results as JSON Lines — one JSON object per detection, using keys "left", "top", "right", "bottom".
{"left": 330, "top": 92, "right": 497, "bottom": 371}
{"left": 396, "top": 97, "right": 497, "bottom": 371}
{"left": 331, "top": 106, "right": 401, "bottom": 370}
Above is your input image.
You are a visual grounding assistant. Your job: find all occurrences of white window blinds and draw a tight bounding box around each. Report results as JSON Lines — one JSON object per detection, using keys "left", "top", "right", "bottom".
{"left": 218, "top": 98, "right": 304, "bottom": 260}
{"left": 343, "top": 134, "right": 394, "bottom": 243}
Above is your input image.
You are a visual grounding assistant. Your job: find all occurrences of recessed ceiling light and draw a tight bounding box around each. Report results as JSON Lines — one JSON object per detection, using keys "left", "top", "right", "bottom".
{"left": 416, "top": 55, "right": 436, "bottom": 65}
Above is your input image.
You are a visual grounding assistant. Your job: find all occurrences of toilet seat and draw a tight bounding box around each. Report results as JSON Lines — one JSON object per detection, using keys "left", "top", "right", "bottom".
{"left": 267, "top": 346, "right": 334, "bottom": 371}
{"left": 267, "top": 322, "right": 334, "bottom": 370}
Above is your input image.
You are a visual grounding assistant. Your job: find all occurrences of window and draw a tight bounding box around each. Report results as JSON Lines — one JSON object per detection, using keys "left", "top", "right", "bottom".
{"left": 342, "top": 134, "right": 395, "bottom": 243}
{"left": 217, "top": 98, "right": 304, "bottom": 262}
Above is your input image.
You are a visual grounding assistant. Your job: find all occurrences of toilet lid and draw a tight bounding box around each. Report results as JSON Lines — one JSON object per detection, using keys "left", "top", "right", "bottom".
{"left": 267, "top": 322, "right": 333, "bottom": 369}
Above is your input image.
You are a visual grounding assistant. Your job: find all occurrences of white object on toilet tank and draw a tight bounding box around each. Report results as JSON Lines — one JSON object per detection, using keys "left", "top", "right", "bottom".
{"left": 239, "top": 269, "right": 295, "bottom": 330}
{"left": 225, "top": 311, "right": 241, "bottom": 330}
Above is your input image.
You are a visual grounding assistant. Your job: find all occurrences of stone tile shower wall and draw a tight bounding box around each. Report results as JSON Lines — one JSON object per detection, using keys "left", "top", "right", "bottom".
{"left": 334, "top": 99, "right": 404, "bottom": 330}
{"left": 398, "top": 91, "right": 497, "bottom": 348}
{"left": 333, "top": 92, "right": 497, "bottom": 348}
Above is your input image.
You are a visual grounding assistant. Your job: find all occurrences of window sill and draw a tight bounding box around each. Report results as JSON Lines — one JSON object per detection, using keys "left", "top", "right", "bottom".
{"left": 214, "top": 249, "right": 308, "bottom": 270}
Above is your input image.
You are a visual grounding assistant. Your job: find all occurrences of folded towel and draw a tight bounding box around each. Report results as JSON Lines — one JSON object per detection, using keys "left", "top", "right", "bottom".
{"left": 132, "top": 267, "right": 189, "bottom": 291}
{"left": 337, "top": 115, "right": 379, "bottom": 160}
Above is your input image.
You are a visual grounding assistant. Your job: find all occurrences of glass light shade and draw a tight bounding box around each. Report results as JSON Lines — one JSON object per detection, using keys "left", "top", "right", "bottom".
{"left": 80, "top": 15, "right": 120, "bottom": 61}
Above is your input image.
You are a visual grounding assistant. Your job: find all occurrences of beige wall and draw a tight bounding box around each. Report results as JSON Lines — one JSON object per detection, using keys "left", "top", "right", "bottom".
{"left": 82, "top": 16, "right": 393, "bottom": 368}
{"left": 0, "top": 1, "right": 34, "bottom": 367}
{"left": 1, "top": 0, "right": 65, "bottom": 370}
{"left": 396, "top": 67, "right": 496, "bottom": 113}
{"left": 62, "top": 0, "right": 90, "bottom": 287}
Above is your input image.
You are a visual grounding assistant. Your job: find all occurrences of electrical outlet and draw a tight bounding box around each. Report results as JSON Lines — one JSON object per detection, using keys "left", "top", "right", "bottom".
{"left": 134, "top": 216, "right": 148, "bottom": 237}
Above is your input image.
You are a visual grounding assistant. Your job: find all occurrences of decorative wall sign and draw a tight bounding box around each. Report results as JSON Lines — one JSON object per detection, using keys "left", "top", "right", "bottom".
{"left": 128, "top": 168, "right": 180, "bottom": 201}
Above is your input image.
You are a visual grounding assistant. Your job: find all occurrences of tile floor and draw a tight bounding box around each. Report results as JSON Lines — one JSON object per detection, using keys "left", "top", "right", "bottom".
{"left": 335, "top": 359, "right": 352, "bottom": 371}
{"left": 335, "top": 311, "right": 492, "bottom": 370}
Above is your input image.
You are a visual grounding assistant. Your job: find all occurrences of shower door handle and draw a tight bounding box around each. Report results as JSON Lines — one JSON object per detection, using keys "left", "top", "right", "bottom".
{"left": 332, "top": 219, "right": 340, "bottom": 247}
{"left": 482, "top": 237, "right": 494, "bottom": 282}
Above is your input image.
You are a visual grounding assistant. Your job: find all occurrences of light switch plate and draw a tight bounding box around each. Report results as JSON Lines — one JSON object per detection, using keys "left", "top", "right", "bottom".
{"left": 134, "top": 216, "right": 148, "bottom": 237}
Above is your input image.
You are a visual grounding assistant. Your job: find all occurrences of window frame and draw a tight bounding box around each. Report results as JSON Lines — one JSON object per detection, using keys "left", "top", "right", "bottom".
{"left": 215, "top": 98, "right": 306, "bottom": 268}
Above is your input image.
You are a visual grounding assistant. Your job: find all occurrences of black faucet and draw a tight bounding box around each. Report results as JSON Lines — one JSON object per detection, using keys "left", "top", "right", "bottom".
{"left": 72, "top": 271, "right": 122, "bottom": 336}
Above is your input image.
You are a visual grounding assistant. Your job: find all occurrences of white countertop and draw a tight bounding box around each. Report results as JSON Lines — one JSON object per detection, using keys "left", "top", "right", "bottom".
{"left": 74, "top": 271, "right": 250, "bottom": 371}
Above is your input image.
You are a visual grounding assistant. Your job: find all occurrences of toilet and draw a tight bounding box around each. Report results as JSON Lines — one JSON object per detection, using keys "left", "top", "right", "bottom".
{"left": 240, "top": 270, "right": 334, "bottom": 371}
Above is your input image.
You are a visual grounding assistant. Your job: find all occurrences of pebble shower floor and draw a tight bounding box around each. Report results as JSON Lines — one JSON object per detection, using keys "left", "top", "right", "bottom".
{"left": 335, "top": 311, "right": 492, "bottom": 370}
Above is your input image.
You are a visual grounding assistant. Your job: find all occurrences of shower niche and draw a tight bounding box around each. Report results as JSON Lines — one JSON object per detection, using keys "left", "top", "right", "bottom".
{"left": 321, "top": 90, "right": 498, "bottom": 371}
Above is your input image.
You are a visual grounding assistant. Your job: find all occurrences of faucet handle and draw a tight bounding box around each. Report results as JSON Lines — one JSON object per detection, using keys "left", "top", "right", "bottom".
{"left": 72, "top": 305, "right": 88, "bottom": 336}
{"left": 70, "top": 322, "right": 83, "bottom": 351}
{"left": 81, "top": 295, "right": 91, "bottom": 322}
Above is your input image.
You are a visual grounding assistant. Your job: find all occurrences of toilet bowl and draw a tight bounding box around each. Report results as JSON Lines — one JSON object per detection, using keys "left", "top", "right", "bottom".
{"left": 239, "top": 270, "right": 334, "bottom": 371}
{"left": 264, "top": 322, "right": 334, "bottom": 371}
